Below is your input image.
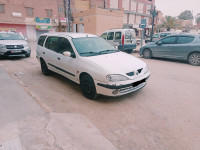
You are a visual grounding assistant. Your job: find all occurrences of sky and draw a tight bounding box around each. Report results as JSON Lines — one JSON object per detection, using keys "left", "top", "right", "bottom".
{"left": 156, "top": 0, "right": 200, "bottom": 18}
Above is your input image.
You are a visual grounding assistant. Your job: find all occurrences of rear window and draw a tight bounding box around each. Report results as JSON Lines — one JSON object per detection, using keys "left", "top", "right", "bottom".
{"left": 177, "top": 36, "right": 194, "bottom": 44}
{"left": 125, "top": 30, "right": 135, "bottom": 39}
{"left": 38, "top": 36, "right": 47, "bottom": 46}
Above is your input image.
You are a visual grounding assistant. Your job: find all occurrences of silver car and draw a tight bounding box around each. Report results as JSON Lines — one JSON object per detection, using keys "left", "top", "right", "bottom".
{"left": 0, "top": 32, "right": 31, "bottom": 57}
{"left": 140, "top": 34, "right": 200, "bottom": 66}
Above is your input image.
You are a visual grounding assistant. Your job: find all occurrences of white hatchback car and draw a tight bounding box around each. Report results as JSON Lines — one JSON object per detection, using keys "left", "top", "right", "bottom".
{"left": 36, "top": 32, "right": 150, "bottom": 99}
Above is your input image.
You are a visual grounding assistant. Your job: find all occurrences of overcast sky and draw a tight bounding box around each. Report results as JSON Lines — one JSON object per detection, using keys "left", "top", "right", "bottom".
{"left": 155, "top": 0, "right": 200, "bottom": 17}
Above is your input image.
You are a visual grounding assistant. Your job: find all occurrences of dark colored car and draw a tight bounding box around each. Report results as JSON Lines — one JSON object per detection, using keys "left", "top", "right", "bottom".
{"left": 140, "top": 34, "right": 200, "bottom": 66}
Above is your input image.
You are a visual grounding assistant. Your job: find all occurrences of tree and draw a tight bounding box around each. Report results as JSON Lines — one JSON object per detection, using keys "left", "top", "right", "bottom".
{"left": 196, "top": 13, "right": 200, "bottom": 23}
{"left": 178, "top": 10, "right": 193, "bottom": 20}
{"left": 161, "top": 16, "right": 180, "bottom": 31}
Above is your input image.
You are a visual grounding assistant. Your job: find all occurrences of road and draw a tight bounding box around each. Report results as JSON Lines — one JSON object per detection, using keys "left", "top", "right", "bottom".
{"left": 0, "top": 42, "right": 200, "bottom": 150}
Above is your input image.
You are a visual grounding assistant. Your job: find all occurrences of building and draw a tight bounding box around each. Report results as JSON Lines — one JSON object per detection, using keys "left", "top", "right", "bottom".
{"left": 0, "top": 0, "right": 59, "bottom": 41}
{"left": 0, "top": 0, "right": 156, "bottom": 39}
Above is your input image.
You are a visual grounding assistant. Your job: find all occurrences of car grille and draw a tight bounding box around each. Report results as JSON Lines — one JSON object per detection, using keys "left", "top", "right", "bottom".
{"left": 6, "top": 45, "right": 24, "bottom": 49}
{"left": 126, "top": 68, "right": 143, "bottom": 76}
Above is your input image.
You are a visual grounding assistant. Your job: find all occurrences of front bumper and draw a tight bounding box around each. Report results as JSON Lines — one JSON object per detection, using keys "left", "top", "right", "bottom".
{"left": 0, "top": 49, "right": 31, "bottom": 57}
{"left": 95, "top": 72, "right": 150, "bottom": 97}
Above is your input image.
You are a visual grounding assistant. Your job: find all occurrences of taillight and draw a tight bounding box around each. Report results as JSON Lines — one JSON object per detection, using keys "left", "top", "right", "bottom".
{"left": 122, "top": 35, "right": 124, "bottom": 45}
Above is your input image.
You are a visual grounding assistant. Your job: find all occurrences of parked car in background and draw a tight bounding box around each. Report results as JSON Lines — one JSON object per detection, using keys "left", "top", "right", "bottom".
{"left": 140, "top": 34, "right": 200, "bottom": 66}
{"left": 101, "top": 29, "right": 136, "bottom": 53}
{"left": 36, "top": 32, "right": 150, "bottom": 99}
{"left": 0, "top": 32, "right": 31, "bottom": 57}
{"left": 145, "top": 32, "right": 177, "bottom": 43}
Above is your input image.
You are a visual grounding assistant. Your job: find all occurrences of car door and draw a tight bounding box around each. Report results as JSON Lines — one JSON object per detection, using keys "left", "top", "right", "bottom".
{"left": 54, "top": 37, "right": 77, "bottom": 82}
{"left": 152, "top": 36, "right": 177, "bottom": 58}
{"left": 171, "top": 36, "right": 195, "bottom": 59}
{"left": 43, "top": 36, "right": 60, "bottom": 72}
{"left": 113, "top": 31, "right": 121, "bottom": 47}
{"left": 107, "top": 32, "right": 114, "bottom": 45}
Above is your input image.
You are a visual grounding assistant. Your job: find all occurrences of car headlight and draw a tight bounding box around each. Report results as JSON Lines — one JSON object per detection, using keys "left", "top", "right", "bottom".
{"left": 0, "top": 44, "right": 6, "bottom": 51}
{"left": 144, "top": 65, "right": 149, "bottom": 74}
{"left": 24, "top": 44, "right": 29, "bottom": 48}
{"left": 106, "top": 74, "right": 129, "bottom": 82}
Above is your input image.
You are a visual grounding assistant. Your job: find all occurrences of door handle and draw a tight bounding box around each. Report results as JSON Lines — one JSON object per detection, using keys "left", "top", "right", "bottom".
{"left": 43, "top": 52, "right": 45, "bottom": 54}
{"left": 57, "top": 57, "right": 60, "bottom": 60}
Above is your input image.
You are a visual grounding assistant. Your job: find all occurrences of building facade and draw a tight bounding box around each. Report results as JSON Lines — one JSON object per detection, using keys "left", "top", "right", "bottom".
{"left": 0, "top": 0, "right": 155, "bottom": 39}
{"left": 0, "top": 0, "right": 59, "bottom": 41}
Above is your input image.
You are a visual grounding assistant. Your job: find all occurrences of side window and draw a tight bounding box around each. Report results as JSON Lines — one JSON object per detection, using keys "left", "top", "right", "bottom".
{"left": 45, "top": 36, "right": 59, "bottom": 52}
{"left": 160, "top": 33, "right": 166, "bottom": 38}
{"left": 38, "top": 36, "right": 47, "bottom": 47}
{"left": 101, "top": 33, "right": 107, "bottom": 40}
{"left": 153, "top": 34, "right": 159, "bottom": 38}
{"left": 107, "top": 32, "right": 114, "bottom": 40}
{"left": 161, "top": 36, "right": 176, "bottom": 44}
{"left": 58, "top": 37, "right": 75, "bottom": 56}
{"left": 176, "top": 36, "right": 195, "bottom": 44}
{"left": 115, "top": 32, "right": 121, "bottom": 40}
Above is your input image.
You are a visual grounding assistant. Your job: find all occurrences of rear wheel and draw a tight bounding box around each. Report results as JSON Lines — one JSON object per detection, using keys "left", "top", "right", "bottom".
{"left": 40, "top": 59, "right": 51, "bottom": 75}
{"left": 143, "top": 49, "right": 152, "bottom": 59}
{"left": 188, "top": 52, "right": 200, "bottom": 66}
{"left": 80, "top": 75, "right": 98, "bottom": 100}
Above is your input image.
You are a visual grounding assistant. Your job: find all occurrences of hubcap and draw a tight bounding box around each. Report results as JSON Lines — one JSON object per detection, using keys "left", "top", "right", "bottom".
{"left": 144, "top": 50, "right": 150, "bottom": 58}
{"left": 190, "top": 54, "right": 200, "bottom": 64}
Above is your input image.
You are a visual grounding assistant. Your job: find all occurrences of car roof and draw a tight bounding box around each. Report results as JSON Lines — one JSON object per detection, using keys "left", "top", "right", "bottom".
{"left": 104, "top": 28, "right": 135, "bottom": 33}
{"left": 40, "top": 32, "right": 98, "bottom": 38}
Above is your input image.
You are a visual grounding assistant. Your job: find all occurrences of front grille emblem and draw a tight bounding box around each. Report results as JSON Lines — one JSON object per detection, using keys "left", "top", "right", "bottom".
{"left": 14, "top": 45, "right": 17, "bottom": 48}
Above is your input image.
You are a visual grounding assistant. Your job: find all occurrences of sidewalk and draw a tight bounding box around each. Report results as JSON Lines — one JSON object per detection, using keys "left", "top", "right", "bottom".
{"left": 0, "top": 67, "right": 117, "bottom": 150}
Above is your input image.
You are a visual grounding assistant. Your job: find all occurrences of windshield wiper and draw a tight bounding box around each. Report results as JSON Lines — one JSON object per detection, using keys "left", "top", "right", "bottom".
{"left": 80, "top": 51, "right": 100, "bottom": 56}
{"left": 99, "top": 49, "right": 119, "bottom": 54}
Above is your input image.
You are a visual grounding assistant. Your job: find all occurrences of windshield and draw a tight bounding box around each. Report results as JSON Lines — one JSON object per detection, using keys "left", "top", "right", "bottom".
{"left": 72, "top": 37, "right": 119, "bottom": 57}
{"left": 0, "top": 33, "right": 24, "bottom": 40}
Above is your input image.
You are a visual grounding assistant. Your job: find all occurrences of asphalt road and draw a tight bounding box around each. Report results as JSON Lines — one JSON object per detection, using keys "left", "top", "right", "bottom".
{"left": 0, "top": 42, "right": 200, "bottom": 150}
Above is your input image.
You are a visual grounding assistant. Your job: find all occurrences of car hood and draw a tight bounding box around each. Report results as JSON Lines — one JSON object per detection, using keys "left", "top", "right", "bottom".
{"left": 84, "top": 52, "right": 146, "bottom": 74}
{"left": 0, "top": 40, "right": 27, "bottom": 45}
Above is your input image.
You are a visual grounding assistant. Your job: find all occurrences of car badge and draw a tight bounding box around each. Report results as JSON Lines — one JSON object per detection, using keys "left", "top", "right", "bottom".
{"left": 14, "top": 45, "right": 17, "bottom": 48}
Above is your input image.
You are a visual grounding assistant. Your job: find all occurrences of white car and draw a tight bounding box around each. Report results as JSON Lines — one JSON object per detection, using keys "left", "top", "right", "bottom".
{"left": 0, "top": 32, "right": 31, "bottom": 57}
{"left": 36, "top": 32, "right": 150, "bottom": 99}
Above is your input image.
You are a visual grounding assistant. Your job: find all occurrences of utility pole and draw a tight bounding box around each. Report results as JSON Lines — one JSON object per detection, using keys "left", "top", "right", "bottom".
{"left": 67, "top": 0, "right": 71, "bottom": 32}
{"left": 150, "top": 6, "right": 157, "bottom": 42}
{"left": 63, "top": 0, "right": 67, "bottom": 31}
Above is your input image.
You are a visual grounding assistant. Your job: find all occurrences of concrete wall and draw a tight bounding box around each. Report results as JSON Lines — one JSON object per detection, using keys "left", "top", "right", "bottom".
{"left": 72, "top": 8, "right": 124, "bottom": 36}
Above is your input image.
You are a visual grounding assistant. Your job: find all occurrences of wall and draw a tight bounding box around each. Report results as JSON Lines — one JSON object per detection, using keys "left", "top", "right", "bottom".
{"left": 72, "top": 8, "right": 124, "bottom": 36}
{"left": 0, "top": 23, "right": 26, "bottom": 35}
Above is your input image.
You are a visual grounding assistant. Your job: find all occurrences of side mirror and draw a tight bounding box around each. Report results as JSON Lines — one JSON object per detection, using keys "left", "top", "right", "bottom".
{"left": 63, "top": 51, "right": 76, "bottom": 58}
{"left": 156, "top": 41, "right": 162, "bottom": 46}
{"left": 63, "top": 51, "right": 71, "bottom": 57}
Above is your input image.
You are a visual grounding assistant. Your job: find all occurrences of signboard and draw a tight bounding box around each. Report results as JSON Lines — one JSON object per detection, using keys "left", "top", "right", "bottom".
{"left": 35, "top": 17, "right": 50, "bottom": 24}
{"left": 36, "top": 26, "right": 52, "bottom": 31}
{"left": 140, "top": 19, "right": 147, "bottom": 28}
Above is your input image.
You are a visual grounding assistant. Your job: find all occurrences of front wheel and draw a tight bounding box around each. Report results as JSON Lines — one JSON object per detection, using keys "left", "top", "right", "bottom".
{"left": 143, "top": 49, "right": 152, "bottom": 59}
{"left": 40, "top": 59, "right": 51, "bottom": 75}
{"left": 80, "top": 75, "right": 98, "bottom": 100}
{"left": 188, "top": 52, "right": 200, "bottom": 66}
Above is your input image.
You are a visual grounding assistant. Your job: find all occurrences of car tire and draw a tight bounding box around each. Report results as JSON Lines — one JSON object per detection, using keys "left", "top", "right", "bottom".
{"left": 188, "top": 52, "right": 200, "bottom": 66}
{"left": 80, "top": 75, "right": 98, "bottom": 100}
{"left": 26, "top": 53, "right": 31, "bottom": 58}
{"left": 40, "top": 59, "right": 51, "bottom": 75}
{"left": 143, "top": 49, "right": 152, "bottom": 59}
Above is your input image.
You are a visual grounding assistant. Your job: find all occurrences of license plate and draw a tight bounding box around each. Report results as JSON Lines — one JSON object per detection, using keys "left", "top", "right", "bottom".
{"left": 11, "top": 50, "right": 22, "bottom": 53}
